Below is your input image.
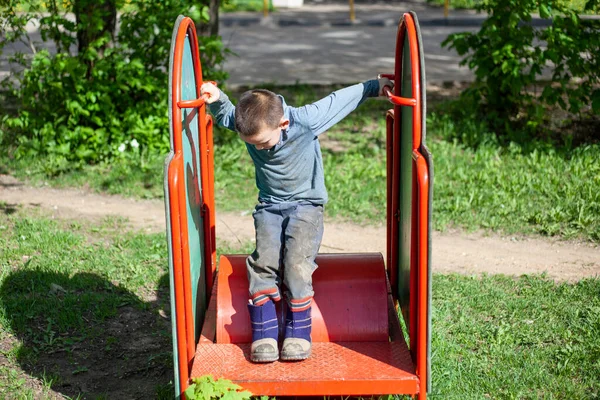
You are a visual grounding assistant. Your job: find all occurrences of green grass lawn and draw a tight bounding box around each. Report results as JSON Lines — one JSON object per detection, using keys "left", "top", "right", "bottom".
{"left": 4, "top": 84, "right": 599, "bottom": 242}
{"left": 0, "top": 208, "right": 174, "bottom": 399}
{"left": 1, "top": 208, "right": 598, "bottom": 398}
{"left": 426, "top": 0, "right": 593, "bottom": 12}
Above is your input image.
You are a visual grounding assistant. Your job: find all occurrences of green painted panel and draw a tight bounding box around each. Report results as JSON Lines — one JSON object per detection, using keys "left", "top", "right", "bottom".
{"left": 410, "top": 11, "right": 433, "bottom": 391}
{"left": 166, "top": 15, "right": 184, "bottom": 399}
{"left": 163, "top": 153, "right": 180, "bottom": 399}
{"left": 181, "top": 36, "right": 206, "bottom": 342}
{"left": 398, "top": 30, "right": 413, "bottom": 329}
{"left": 166, "top": 15, "right": 208, "bottom": 398}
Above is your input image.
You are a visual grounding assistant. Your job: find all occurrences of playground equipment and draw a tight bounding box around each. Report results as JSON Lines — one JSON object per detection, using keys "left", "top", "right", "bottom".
{"left": 164, "top": 11, "right": 432, "bottom": 399}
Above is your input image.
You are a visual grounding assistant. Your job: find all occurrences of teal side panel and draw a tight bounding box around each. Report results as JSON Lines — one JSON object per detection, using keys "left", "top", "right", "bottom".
{"left": 181, "top": 35, "right": 206, "bottom": 342}
{"left": 163, "top": 153, "right": 180, "bottom": 399}
{"left": 410, "top": 10, "right": 433, "bottom": 391}
{"left": 167, "top": 14, "right": 184, "bottom": 399}
{"left": 398, "top": 30, "right": 413, "bottom": 329}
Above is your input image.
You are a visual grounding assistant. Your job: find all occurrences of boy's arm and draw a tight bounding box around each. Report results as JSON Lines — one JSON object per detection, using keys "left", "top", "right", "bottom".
{"left": 205, "top": 87, "right": 236, "bottom": 132}
{"left": 295, "top": 79, "right": 380, "bottom": 136}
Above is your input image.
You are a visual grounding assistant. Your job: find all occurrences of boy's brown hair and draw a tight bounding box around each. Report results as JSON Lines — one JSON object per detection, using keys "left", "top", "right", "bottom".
{"left": 235, "top": 89, "right": 284, "bottom": 137}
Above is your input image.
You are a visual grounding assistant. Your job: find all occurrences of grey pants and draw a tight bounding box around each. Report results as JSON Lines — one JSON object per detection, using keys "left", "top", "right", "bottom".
{"left": 246, "top": 202, "right": 324, "bottom": 311}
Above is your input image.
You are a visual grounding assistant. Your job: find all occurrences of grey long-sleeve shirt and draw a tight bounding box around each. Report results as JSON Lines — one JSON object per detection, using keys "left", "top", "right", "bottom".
{"left": 209, "top": 80, "right": 379, "bottom": 204}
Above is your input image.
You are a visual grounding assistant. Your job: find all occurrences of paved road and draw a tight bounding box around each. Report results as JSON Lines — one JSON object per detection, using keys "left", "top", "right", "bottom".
{"left": 1, "top": 1, "right": 482, "bottom": 86}
{"left": 219, "top": 1, "right": 481, "bottom": 86}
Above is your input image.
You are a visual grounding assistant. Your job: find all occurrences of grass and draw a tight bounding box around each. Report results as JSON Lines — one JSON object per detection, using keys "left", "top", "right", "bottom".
{"left": 11, "top": 0, "right": 274, "bottom": 13}
{"left": 3, "top": 83, "right": 600, "bottom": 241}
{"left": 426, "top": 0, "right": 594, "bottom": 12}
{"left": 1, "top": 207, "right": 598, "bottom": 398}
{"left": 425, "top": 0, "right": 482, "bottom": 9}
{"left": 0, "top": 207, "right": 173, "bottom": 399}
{"left": 431, "top": 274, "right": 600, "bottom": 399}
{"left": 2, "top": 154, "right": 166, "bottom": 200}
{"left": 221, "top": 0, "right": 274, "bottom": 13}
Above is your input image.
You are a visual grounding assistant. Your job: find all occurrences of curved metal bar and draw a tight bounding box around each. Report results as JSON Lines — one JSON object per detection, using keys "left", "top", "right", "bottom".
{"left": 201, "top": 116, "right": 216, "bottom": 291}
{"left": 169, "top": 16, "right": 217, "bottom": 398}
{"left": 385, "top": 12, "right": 430, "bottom": 399}
{"left": 383, "top": 86, "right": 417, "bottom": 107}
{"left": 413, "top": 150, "right": 429, "bottom": 399}
{"left": 178, "top": 98, "right": 206, "bottom": 108}
{"left": 406, "top": 13, "right": 423, "bottom": 150}
{"left": 167, "top": 152, "right": 190, "bottom": 396}
{"left": 178, "top": 81, "right": 218, "bottom": 109}
{"left": 405, "top": 12, "right": 428, "bottom": 398}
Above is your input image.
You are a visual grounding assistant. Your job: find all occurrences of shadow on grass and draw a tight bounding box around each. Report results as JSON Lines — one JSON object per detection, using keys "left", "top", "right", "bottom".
{"left": 0, "top": 269, "right": 174, "bottom": 399}
{"left": 0, "top": 202, "right": 20, "bottom": 215}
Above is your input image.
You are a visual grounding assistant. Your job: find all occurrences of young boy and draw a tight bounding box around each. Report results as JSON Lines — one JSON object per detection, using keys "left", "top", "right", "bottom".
{"left": 201, "top": 77, "right": 392, "bottom": 363}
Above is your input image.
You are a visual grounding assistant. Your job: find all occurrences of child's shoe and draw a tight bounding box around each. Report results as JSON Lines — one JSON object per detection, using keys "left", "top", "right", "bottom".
{"left": 280, "top": 307, "right": 312, "bottom": 361}
{"left": 248, "top": 299, "right": 279, "bottom": 363}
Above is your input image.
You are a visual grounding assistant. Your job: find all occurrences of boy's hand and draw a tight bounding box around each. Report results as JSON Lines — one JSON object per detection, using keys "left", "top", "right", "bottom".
{"left": 200, "top": 81, "right": 220, "bottom": 104}
{"left": 377, "top": 77, "right": 394, "bottom": 96}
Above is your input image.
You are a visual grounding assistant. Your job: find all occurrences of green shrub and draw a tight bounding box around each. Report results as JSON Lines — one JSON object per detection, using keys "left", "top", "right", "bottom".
{"left": 426, "top": 0, "right": 595, "bottom": 12}
{"left": 426, "top": 0, "right": 482, "bottom": 9}
{"left": 221, "top": 0, "right": 274, "bottom": 13}
{"left": 184, "top": 376, "right": 253, "bottom": 400}
{"left": 442, "top": 0, "right": 600, "bottom": 142}
{"left": 0, "top": 0, "right": 228, "bottom": 174}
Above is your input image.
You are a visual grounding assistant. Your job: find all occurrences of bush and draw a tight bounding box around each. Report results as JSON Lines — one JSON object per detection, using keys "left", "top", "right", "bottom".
{"left": 0, "top": 0, "right": 228, "bottom": 174}
{"left": 185, "top": 376, "right": 253, "bottom": 400}
{"left": 221, "top": 0, "right": 274, "bottom": 13}
{"left": 442, "top": 0, "right": 600, "bottom": 143}
{"left": 426, "top": 0, "right": 595, "bottom": 12}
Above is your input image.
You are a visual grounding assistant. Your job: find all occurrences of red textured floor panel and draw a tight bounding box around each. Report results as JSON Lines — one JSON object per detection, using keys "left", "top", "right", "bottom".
{"left": 216, "top": 253, "right": 390, "bottom": 344}
{"left": 192, "top": 253, "right": 420, "bottom": 396}
{"left": 190, "top": 340, "right": 418, "bottom": 395}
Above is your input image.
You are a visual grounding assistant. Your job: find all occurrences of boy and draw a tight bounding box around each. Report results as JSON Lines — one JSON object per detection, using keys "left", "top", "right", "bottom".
{"left": 201, "top": 77, "right": 392, "bottom": 362}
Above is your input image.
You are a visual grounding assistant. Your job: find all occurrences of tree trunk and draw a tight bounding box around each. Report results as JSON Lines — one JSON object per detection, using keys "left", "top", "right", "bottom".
{"left": 74, "top": 0, "right": 117, "bottom": 77}
{"left": 197, "top": 0, "right": 220, "bottom": 37}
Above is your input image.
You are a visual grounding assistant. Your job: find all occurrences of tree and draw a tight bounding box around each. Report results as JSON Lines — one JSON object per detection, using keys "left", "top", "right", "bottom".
{"left": 72, "top": 0, "right": 118, "bottom": 76}
{"left": 0, "top": 0, "right": 229, "bottom": 171}
{"left": 442, "top": 0, "right": 600, "bottom": 141}
{"left": 197, "top": 0, "right": 220, "bottom": 37}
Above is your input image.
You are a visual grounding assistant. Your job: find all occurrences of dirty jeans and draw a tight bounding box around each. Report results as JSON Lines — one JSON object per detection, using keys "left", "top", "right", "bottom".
{"left": 246, "top": 202, "right": 324, "bottom": 311}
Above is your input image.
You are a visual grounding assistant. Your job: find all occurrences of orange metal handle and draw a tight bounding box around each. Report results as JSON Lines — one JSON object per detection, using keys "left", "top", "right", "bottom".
{"left": 380, "top": 74, "right": 417, "bottom": 107}
{"left": 383, "top": 86, "right": 417, "bottom": 107}
{"left": 178, "top": 98, "right": 204, "bottom": 108}
{"left": 413, "top": 150, "right": 429, "bottom": 398}
{"left": 178, "top": 81, "right": 218, "bottom": 109}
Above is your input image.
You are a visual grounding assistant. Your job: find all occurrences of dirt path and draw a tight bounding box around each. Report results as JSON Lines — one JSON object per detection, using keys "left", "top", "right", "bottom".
{"left": 1, "top": 174, "right": 599, "bottom": 282}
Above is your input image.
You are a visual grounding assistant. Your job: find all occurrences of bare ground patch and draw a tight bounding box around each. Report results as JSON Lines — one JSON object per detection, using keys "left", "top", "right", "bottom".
{"left": 1, "top": 173, "right": 599, "bottom": 398}
{"left": 2, "top": 174, "right": 599, "bottom": 282}
{"left": 0, "top": 271, "right": 173, "bottom": 399}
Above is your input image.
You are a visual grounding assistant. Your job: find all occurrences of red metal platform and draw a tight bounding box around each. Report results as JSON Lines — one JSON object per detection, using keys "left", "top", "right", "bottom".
{"left": 216, "top": 254, "right": 390, "bottom": 344}
{"left": 167, "top": 12, "right": 431, "bottom": 399}
{"left": 191, "top": 254, "right": 419, "bottom": 396}
{"left": 190, "top": 341, "right": 418, "bottom": 396}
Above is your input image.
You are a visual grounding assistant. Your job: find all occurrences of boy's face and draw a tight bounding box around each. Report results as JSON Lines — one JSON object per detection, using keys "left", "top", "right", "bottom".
{"left": 240, "top": 117, "right": 289, "bottom": 150}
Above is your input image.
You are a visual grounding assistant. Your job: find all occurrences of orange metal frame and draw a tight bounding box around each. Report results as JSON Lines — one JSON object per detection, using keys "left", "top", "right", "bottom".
{"left": 168, "top": 17, "right": 217, "bottom": 396}
{"left": 168, "top": 11, "right": 429, "bottom": 399}
{"left": 192, "top": 254, "right": 418, "bottom": 396}
{"left": 384, "top": 12, "right": 430, "bottom": 397}
{"left": 216, "top": 254, "right": 390, "bottom": 344}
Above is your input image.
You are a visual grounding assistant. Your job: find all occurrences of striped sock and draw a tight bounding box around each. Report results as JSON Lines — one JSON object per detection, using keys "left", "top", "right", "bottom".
{"left": 251, "top": 288, "right": 281, "bottom": 306}
{"left": 288, "top": 296, "right": 312, "bottom": 312}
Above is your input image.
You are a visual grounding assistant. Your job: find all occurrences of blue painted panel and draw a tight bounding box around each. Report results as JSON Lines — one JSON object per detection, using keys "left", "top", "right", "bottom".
{"left": 181, "top": 35, "right": 206, "bottom": 342}
{"left": 398, "top": 29, "right": 413, "bottom": 331}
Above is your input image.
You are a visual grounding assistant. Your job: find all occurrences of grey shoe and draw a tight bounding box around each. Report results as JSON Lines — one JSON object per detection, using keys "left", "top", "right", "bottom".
{"left": 280, "top": 337, "right": 312, "bottom": 361}
{"left": 251, "top": 338, "right": 279, "bottom": 363}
